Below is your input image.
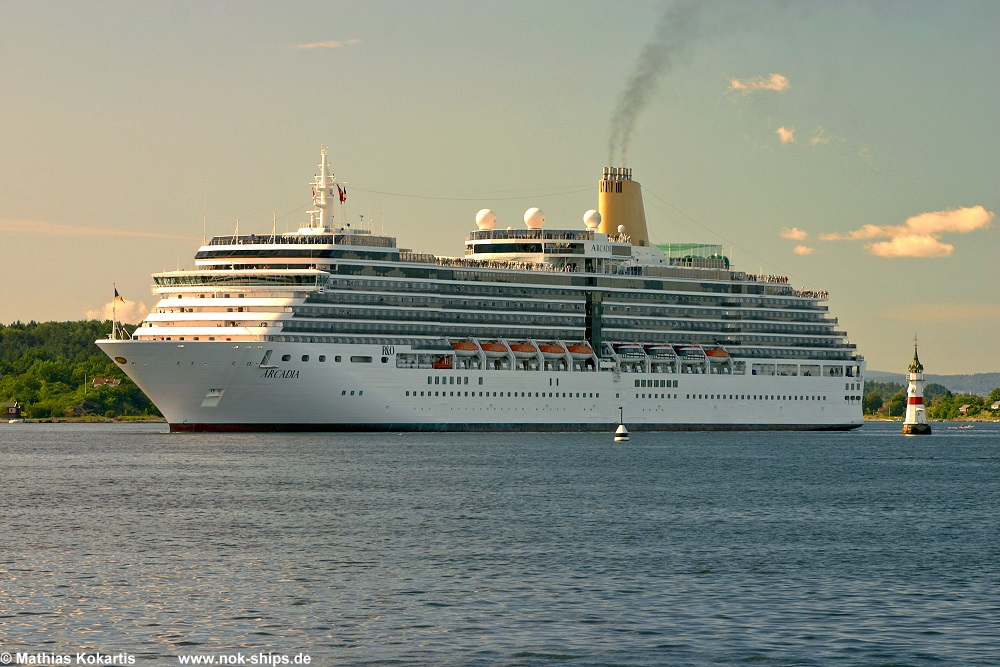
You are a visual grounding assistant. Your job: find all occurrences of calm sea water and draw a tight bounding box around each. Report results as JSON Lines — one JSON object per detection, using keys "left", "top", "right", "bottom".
{"left": 1, "top": 422, "right": 997, "bottom": 666}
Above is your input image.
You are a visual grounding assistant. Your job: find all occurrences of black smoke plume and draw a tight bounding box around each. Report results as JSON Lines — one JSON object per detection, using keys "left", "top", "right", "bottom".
{"left": 608, "top": 1, "right": 702, "bottom": 166}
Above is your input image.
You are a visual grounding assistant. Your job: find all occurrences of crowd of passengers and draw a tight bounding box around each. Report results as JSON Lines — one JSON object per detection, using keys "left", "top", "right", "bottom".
{"left": 744, "top": 274, "right": 788, "bottom": 284}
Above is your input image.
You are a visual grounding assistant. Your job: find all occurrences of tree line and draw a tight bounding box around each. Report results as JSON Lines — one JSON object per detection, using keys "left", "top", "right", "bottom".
{"left": 0, "top": 320, "right": 159, "bottom": 419}
{"left": 863, "top": 380, "right": 1000, "bottom": 420}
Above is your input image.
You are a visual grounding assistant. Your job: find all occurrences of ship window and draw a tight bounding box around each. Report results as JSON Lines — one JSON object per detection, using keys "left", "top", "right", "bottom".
{"left": 479, "top": 377, "right": 484, "bottom": 385}
{"left": 342, "top": 390, "right": 346, "bottom": 395}
{"left": 596, "top": 393, "right": 599, "bottom": 398}
{"left": 350, "top": 391, "right": 355, "bottom": 396}
{"left": 302, "top": 355, "right": 309, "bottom": 362}
{"left": 464, "top": 377, "right": 469, "bottom": 385}
{"left": 359, "top": 391, "right": 363, "bottom": 396}
{"left": 319, "top": 355, "right": 326, "bottom": 362}
{"left": 351, "top": 356, "right": 372, "bottom": 363}
{"left": 435, "top": 377, "right": 440, "bottom": 384}
{"left": 335, "top": 356, "right": 342, "bottom": 362}
{"left": 449, "top": 377, "right": 454, "bottom": 385}
{"left": 382, "top": 356, "right": 388, "bottom": 363}
{"left": 428, "top": 377, "right": 433, "bottom": 384}
{"left": 281, "top": 354, "right": 291, "bottom": 361}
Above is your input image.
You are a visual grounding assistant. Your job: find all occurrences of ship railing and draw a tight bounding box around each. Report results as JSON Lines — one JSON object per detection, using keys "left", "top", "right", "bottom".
{"left": 435, "top": 257, "right": 560, "bottom": 272}
{"left": 466, "top": 229, "right": 594, "bottom": 242}
{"left": 208, "top": 233, "right": 396, "bottom": 248}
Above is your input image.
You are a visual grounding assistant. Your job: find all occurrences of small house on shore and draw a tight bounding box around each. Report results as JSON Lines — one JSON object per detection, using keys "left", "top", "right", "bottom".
{"left": 3, "top": 402, "right": 22, "bottom": 418}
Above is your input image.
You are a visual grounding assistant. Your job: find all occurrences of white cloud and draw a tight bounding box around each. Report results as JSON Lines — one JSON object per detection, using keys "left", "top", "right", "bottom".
{"left": 1, "top": 218, "right": 192, "bottom": 240}
{"left": 819, "top": 206, "right": 994, "bottom": 258}
{"left": 820, "top": 224, "right": 887, "bottom": 241}
{"left": 729, "top": 73, "right": 789, "bottom": 93}
{"left": 85, "top": 298, "right": 149, "bottom": 324}
{"left": 793, "top": 245, "right": 816, "bottom": 256}
{"left": 776, "top": 126, "right": 795, "bottom": 144}
{"left": 294, "top": 39, "right": 362, "bottom": 50}
{"left": 809, "top": 127, "right": 830, "bottom": 145}
{"left": 866, "top": 235, "right": 954, "bottom": 258}
{"left": 780, "top": 227, "right": 809, "bottom": 241}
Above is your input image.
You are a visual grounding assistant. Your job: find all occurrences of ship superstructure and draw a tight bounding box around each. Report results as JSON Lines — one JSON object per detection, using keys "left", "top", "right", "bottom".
{"left": 98, "top": 148, "right": 865, "bottom": 432}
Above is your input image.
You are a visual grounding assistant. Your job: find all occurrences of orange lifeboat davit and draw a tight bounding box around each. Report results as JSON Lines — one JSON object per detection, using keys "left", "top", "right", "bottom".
{"left": 451, "top": 340, "right": 478, "bottom": 357}
{"left": 509, "top": 342, "right": 538, "bottom": 359}
{"left": 538, "top": 343, "right": 566, "bottom": 359}
{"left": 480, "top": 342, "right": 509, "bottom": 359}
{"left": 566, "top": 343, "right": 594, "bottom": 360}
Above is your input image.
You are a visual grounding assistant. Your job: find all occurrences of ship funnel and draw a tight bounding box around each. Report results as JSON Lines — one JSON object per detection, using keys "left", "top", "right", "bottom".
{"left": 597, "top": 167, "right": 649, "bottom": 246}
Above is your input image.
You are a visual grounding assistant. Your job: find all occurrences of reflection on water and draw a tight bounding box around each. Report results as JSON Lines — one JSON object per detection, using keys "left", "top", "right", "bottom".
{"left": 1, "top": 422, "right": 997, "bottom": 666}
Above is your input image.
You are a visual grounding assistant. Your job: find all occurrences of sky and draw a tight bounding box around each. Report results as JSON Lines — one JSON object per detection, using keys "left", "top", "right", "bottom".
{"left": 1, "top": 0, "right": 997, "bottom": 375}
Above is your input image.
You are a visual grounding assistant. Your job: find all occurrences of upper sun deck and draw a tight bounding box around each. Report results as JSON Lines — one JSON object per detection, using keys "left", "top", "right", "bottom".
{"left": 205, "top": 231, "right": 397, "bottom": 249}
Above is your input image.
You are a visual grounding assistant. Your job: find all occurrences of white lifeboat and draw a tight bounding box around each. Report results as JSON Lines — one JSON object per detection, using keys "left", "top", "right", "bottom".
{"left": 645, "top": 344, "right": 676, "bottom": 358}
{"left": 674, "top": 345, "right": 705, "bottom": 358}
{"left": 614, "top": 343, "right": 645, "bottom": 357}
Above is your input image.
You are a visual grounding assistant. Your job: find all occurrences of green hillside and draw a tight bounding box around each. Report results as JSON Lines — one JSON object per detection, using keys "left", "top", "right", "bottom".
{"left": 0, "top": 320, "right": 160, "bottom": 419}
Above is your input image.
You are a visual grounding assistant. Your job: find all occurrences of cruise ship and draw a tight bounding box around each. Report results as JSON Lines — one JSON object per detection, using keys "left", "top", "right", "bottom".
{"left": 97, "top": 148, "right": 865, "bottom": 432}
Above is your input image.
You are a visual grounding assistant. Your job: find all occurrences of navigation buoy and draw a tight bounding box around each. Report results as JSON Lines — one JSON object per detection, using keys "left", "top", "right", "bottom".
{"left": 902, "top": 336, "right": 931, "bottom": 436}
{"left": 614, "top": 406, "right": 629, "bottom": 442}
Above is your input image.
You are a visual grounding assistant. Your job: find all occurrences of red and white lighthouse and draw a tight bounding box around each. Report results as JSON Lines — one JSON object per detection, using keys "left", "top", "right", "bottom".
{"left": 902, "top": 337, "right": 931, "bottom": 435}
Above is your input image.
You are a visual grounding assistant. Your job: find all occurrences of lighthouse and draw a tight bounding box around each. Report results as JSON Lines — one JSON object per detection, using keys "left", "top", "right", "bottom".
{"left": 902, "top": 337, "right": 931, "bottom": 435}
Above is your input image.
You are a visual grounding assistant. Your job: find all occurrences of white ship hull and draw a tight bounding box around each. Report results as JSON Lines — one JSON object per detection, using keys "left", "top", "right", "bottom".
{"left": 99, "top": 339, "right": 864, "bottom": 432}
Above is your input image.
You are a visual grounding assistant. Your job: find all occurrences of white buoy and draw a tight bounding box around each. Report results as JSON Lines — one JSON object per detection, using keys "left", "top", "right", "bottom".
{"left": 614, "top": 406, "right": 629, "bottom": 442}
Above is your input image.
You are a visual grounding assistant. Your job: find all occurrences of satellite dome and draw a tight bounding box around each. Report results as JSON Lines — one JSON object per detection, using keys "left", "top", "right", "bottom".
{"left": 475, "top": 208, "right": 497, "bottom": 230}
{"left": 617, "top": 224, "right": 626, "bottom": 234}
{"left": 583, "top": 209, "right": 601, "bottom": 230}
{"left": 524, "top": 207, "right": 545, "bottom": 229}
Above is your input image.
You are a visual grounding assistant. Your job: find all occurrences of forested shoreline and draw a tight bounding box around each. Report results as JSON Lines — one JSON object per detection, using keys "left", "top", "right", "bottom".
{"left": 0, "top": 320, "right": 159, "bottom": 419}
